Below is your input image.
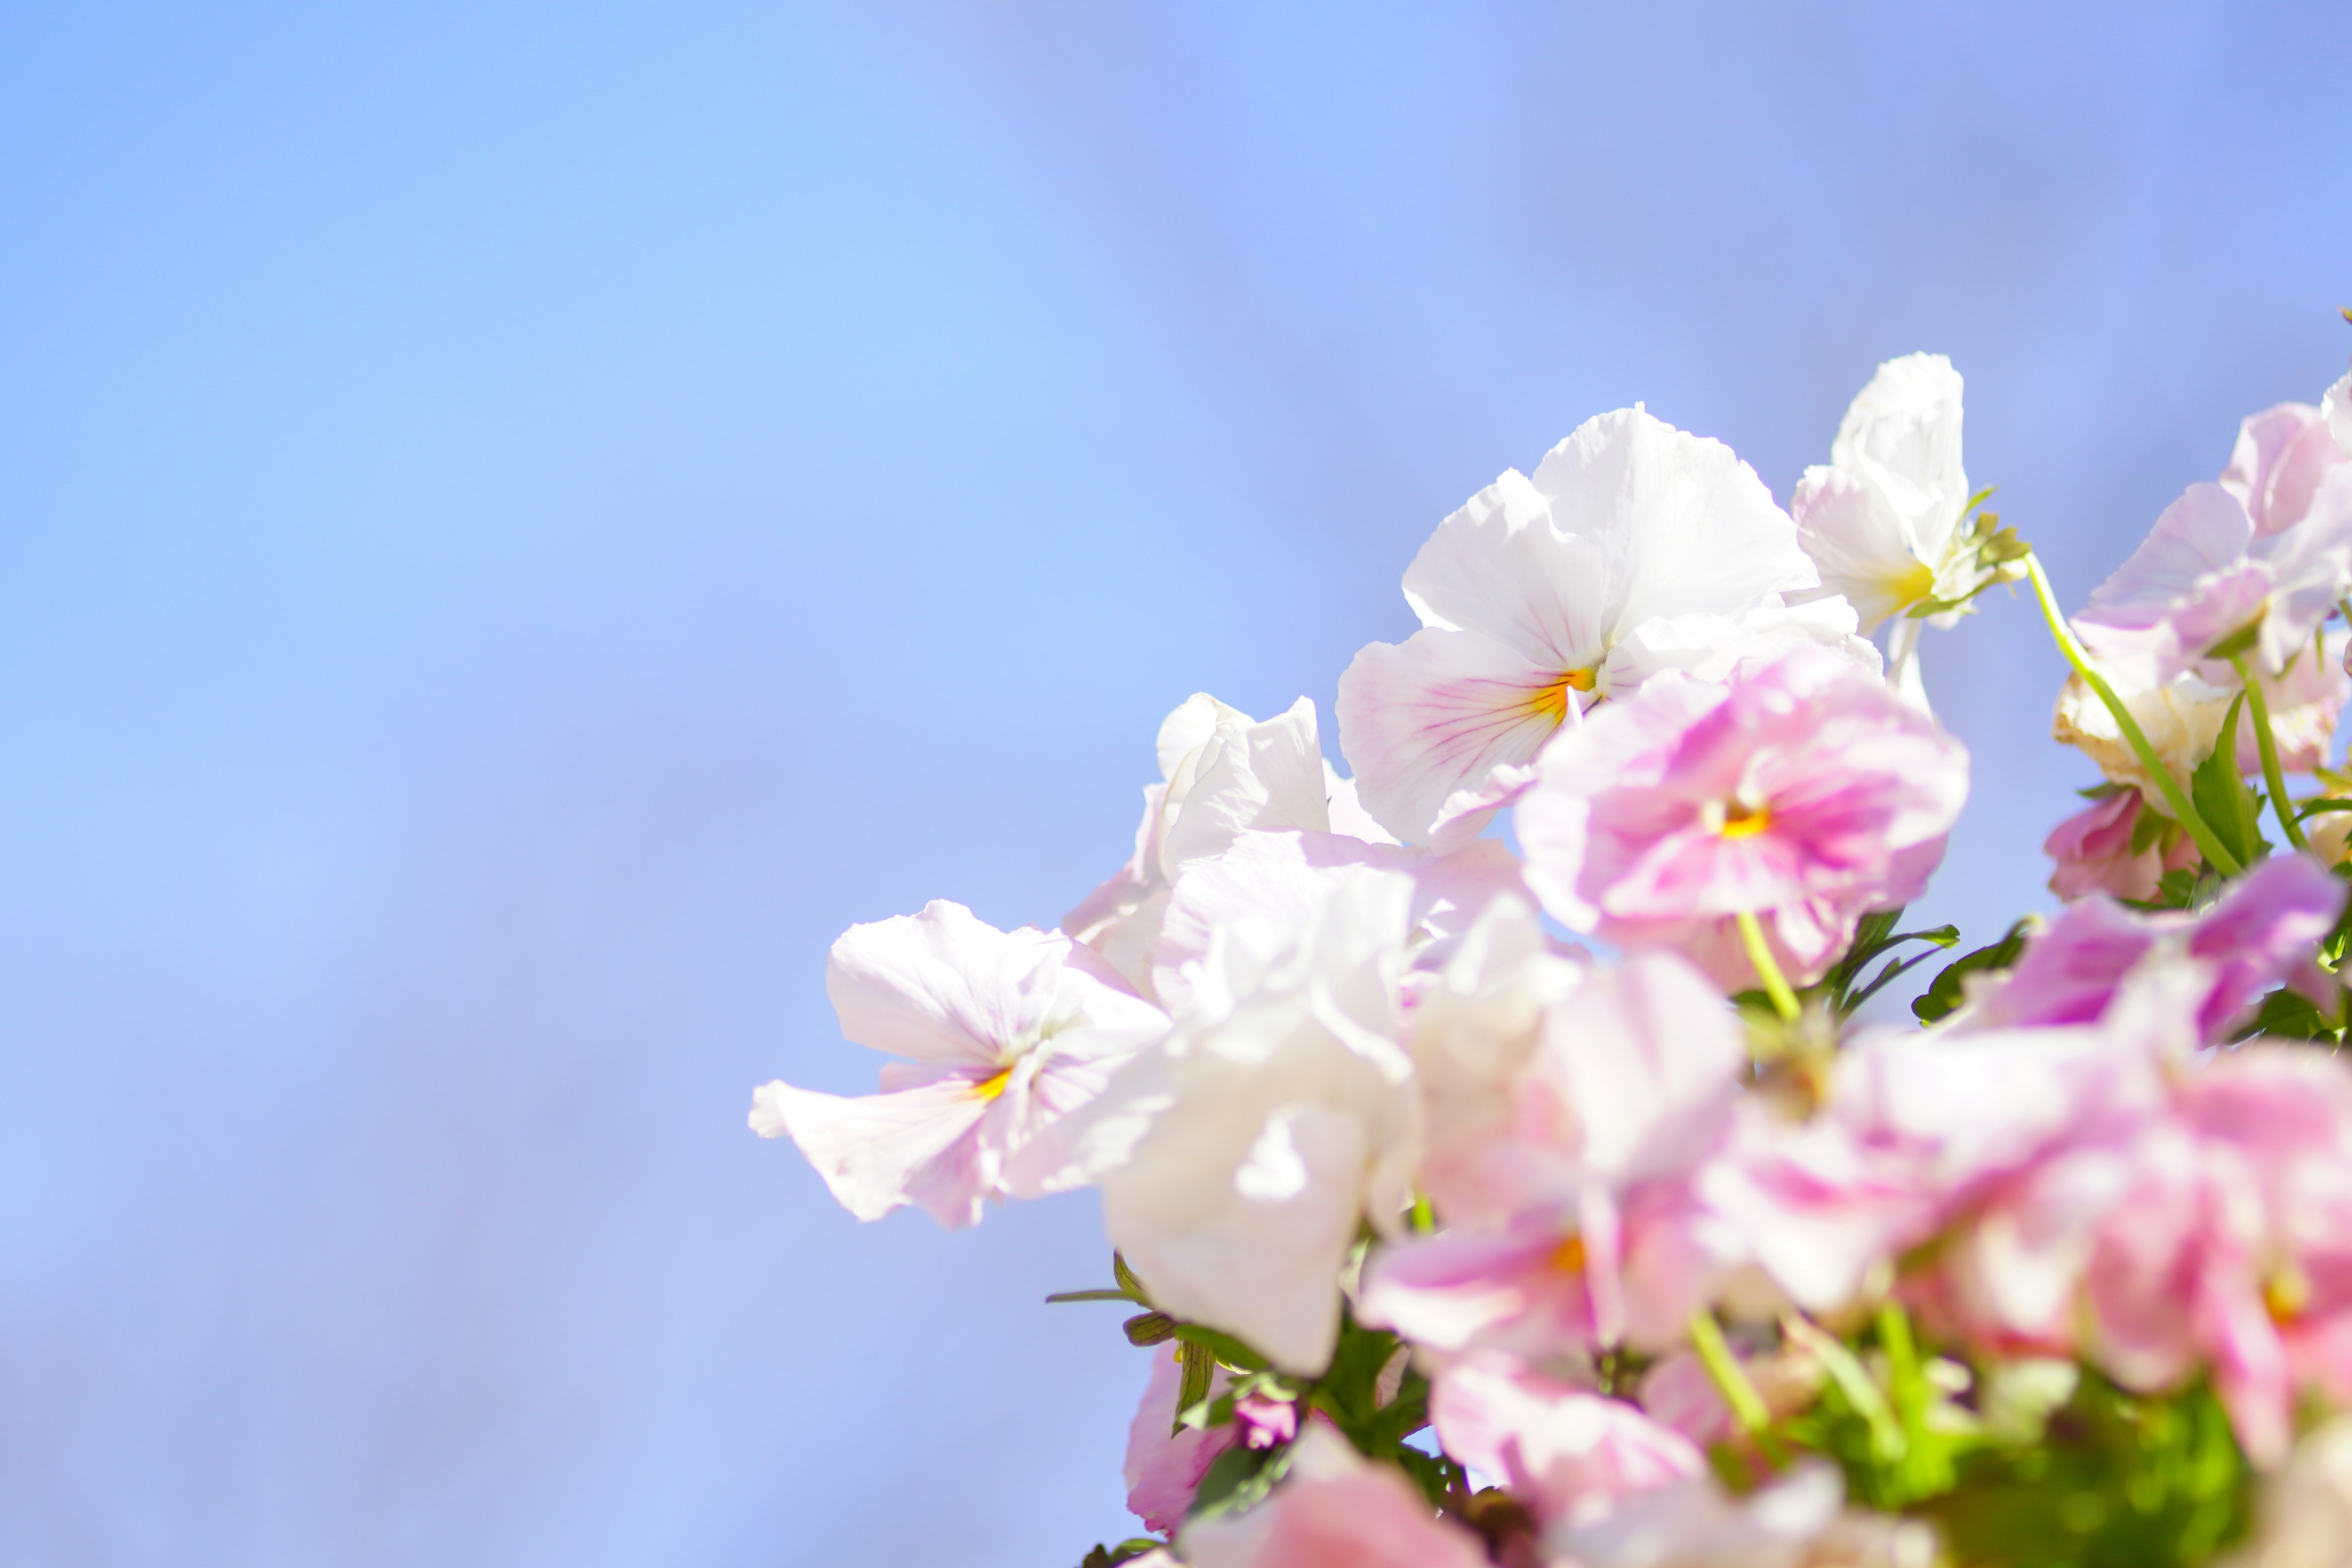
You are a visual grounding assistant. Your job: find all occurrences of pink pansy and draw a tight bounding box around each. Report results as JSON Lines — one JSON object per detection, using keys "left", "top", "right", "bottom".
{"left": 749, "top": 900, "right": 1167, "bottom": 1228}
{"left": 1549, "top": 1460, "right": 1930, "bottom": 1568}
{"left": 1517, "top": 646, "right": 1968, "bottom": 991}
{"left": 1178, "top": 1425, "right": 1489, "bottom": 1568}
{"left": 1123, "top": 1346, "right": 1241, "bottom": 1535}
{"left": 1960, "top": 852, "right": 2344, "bottom": 1040}
{"left": 1430, "top": 1351, "right": 1703, "bottom": 1529}
{"left": 2073, "top": 471, "right": 2352, "bottom": 689}
{"left": 2223, "top": 400, "right": 2352, "bottom": 540}
{"left": 1335, "top": 405, "right": 1857, "bottom": 846}
{"left": 1149, "top": 827, "right": 1525, "bottom": 1016}
{"left": 2044, "top": 788, "right": 2201, "bottom": 902}
{"left": 1360, "top": 951, "right": 1748, "bottom": 1357}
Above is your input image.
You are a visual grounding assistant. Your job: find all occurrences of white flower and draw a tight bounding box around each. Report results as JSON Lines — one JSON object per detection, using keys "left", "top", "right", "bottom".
{"left": 1791, "top": 354, "right": 1982, "bottom": 636}
{"left": 2325, "top": 371, "right": 2351, "bottom": 466}
{"left": 749, "top": 901, "right": 1167, "bottom": 1228}
{"left": 1064, "top": 693, "right": 1332, "bottom": 995}
{"left": 1336, "top": 407, "right": 1852, "bottom": 845}
{"left": 1080, "top": 867, "right": 1423, "bottom": 1373}
{"left": 2223, "top": 1416, "right": 2352, "bottom": 1568}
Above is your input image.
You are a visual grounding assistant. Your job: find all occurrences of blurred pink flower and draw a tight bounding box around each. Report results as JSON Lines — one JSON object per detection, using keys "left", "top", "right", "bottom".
{"left": 1517, "top": 647, "right": 1968, "bottom": 990}
{"left": 1430, "top": 1351, "right": 1703, "bottom": 1529}
{"left": 2224, "top": 401, "right": 2352, "bottom": 540}
{"left": 1963, "top": 853, "right": 2343, "bottom": 1040}
{"left": 1360, "top": 952, "right": 1747, "bottom": 1355}
{"left": 1124, "top": 1347, "right": 1241, "bottom": 1535}
{"left": 2044, "top": 789, "right": 2201, "bottom": 902}
{"left": 1179, "top": 1426, "right": 1489, "bottom": 1568}
{"left": 748, "top": 900, "right": 1167, "bottom": 1227}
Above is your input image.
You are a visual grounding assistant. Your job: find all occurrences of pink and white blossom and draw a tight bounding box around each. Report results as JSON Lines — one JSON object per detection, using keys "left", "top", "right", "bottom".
{"left": 1081, "top": 868, "right": 1423, "bottom": 1374}
{"left": 1065, "top": 693, "right": 1335, "bottom": 995}
{"left": 2051, "top": 633, "right": 2351, "bottom": 799}
{"left": 750, "top": 900, "right": 1167, "bottom": 1227}
{"left": 1959, "top": 853, "right": 2343, "bottom": 1039}
{"left": 1336, "top": 407, "right": 1866, "bottom": 845}
{"left": 1360, "top": 951, "right": 1747, "bottom": 1357}
{"left": 1429, "top": 1351, "right": 1703, "bottom": 1530}
{"left": 2044, "top": 788, "right": 2201, "bottom": 902}
{"left": 2223, "top": 399, "right": 2352, "bottom": 541}
{"left": 1517, "top": 647, "right": 1968, "bottom": 991}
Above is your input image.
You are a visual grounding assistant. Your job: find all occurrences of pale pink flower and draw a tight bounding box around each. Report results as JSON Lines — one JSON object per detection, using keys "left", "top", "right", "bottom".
{"left": 1960, "top": 853, "right": 2343, "bottom": 1040}
{"left": 1517, "top": 647, "right": 1968, "bottom": 990}
{"left": 2073, "top": 470, "right": 2352, "bottom": 688}
{"left": 1430, "top": 1351, "right": 1703, "bottom": 1529}
{"left": 748, "top": 900, "right": 1167, "bottom": 1227}
{"left": 1178, "top": 1425, "right": 1488, "bottom": 1568}
{"left": 1336, "top": 406, "right": 1859, "bottom": 846}
{"left": 1360, "top": 952, "right": 1747, "bottom": 1357}
{"left": 1123, "top": 1346, "right": 1241, "bottom": 1535}
{"left": 2051, "top": 635, "right": 2350, "bottom": 804}
{"left": 2044, "top": 788, "right": 2201, "bottom": 902}
{"left": 1550, "top": 1460, "right": 1934, "bottom": 1568}
{"left": 1065, "top": 693, "right": 1334, "bottom": 996}
{"left": 2223, "top": 401, "right": 2352, "bottom": 540}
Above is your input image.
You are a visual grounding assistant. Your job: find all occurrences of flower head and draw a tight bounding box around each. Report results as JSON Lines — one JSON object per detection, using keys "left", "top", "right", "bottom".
{"left": 1517, "top": 646, "right": 1968, "bottom": 990}
{"left": 750, "top": 900, "right": 1167, "bottom": 1227}
{"left": 1336, "top": 407, "right": 1857, "bottom": 845}
{"left": 2044, "top": 788, "right": 2201, "bottom": 902}
{"left": 1178, "top": 1425, "right": 1489, "bottom": 1568}
{"left": 1429, "top": 1351, "right": 1703, "bottom": 1531}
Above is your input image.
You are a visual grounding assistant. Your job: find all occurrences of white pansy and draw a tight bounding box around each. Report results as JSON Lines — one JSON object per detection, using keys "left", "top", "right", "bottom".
{"left": 1082, "top": 867, "right": 1422, "bottom": 1374}
{"left": 1336, "top": 406, "right": 1831, "bottom": 845}
{"left": 1064, "top": 693, "right": 1331, "bottom": 995}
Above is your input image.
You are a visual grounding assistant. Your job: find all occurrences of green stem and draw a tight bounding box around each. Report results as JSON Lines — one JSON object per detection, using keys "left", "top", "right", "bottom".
{"left": 1688, "top": 1308, "right": 1784, "bottom": 1464}
{"left": 2023, "top": 554, "right": 2242, "bottom": 875}
{"left": 2230, "top": 653, "right": 2310, "bottom": 852}
{"left": 1736, "top": 911, "right": 1800, "bottom": 1022}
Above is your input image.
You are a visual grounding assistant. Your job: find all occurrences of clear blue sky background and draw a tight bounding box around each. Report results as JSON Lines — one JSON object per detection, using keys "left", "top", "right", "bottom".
{"left": 4, "top": 3, "right": 2348, "bottom": 1564}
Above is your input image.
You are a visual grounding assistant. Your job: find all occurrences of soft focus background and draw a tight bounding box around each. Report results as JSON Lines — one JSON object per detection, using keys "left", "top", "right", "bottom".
{"left": 4, "top": 2, "right": 2350, "bottom": 1562}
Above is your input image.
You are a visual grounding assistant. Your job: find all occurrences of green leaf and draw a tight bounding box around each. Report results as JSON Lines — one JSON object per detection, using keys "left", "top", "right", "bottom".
{"left": 1912, "top": 920, "right": 2034, "bottom": 1023}
{"left": 1044, "top": 1288, "right": 1137, "bottom": 1305}
{"left": 2296, "top": 797, "right": 2352, "bottom": 821}
{"left": 1172, "top": 1323, "right": 1267, "bottom": 1374}
{"left": 1112, "top": 1252, "right": 1152, "bottom": 1305}
{"left": 1174, "top": 1338, "right": 1215, "bottom": 1434}
{"left": 2154, "top": 867, "right": 2201, "bottom": 909}
{"left": 1185, "top": 1444, "right": 1282, "bottom": 1525}
{"left": 1077, "top": 1541, "right": 1167, "bottom": 1568}
{"left": 2190, "top": 692, "right": 2265, "bottom": 867}
{"left": 2234, "top": 985, "right": 2342, "bottom": 1043}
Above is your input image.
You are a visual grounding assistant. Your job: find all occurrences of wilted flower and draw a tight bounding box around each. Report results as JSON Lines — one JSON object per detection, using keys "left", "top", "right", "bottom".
{"left": 1336, "top": 406, "right": 1862, "bottom": 845}
{"left": 2052, "top": 634, "right": 2350, "bottom": 797}
{"left": 750, "top": 900, "right": 1167, "bottom": 1227}
{"left": 1517, "top": 647, "right": 1968, "bottom": 990}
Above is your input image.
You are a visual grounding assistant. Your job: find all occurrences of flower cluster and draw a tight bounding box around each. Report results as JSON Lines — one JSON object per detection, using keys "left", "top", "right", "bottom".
{"left": 756, "top": 349, "right": 2352, "bottom": 1568}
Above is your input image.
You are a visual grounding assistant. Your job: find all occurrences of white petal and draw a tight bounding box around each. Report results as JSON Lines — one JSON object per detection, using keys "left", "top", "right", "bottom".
{"left": 824, "top": 901, "right": 1064, "bottom": 1065}
{"left": 749, "top": 1076, "right": 994, "bottom": 1226}
{"left": 1401, "top": 466, "right": 1600, "bottom": 665}
{"left": 2326, "top": 371, "right": 2352, "bottom": 459}
{"left": 1337, "top": 627, "right": 1568, "bottom": 843}
{"left": 1790, "top": 466, "right": 1924, "bottom": 634}
{"left": 1826, "top": 352, "right": 1969, "bottom": 566}
{"left": 1161, "top": 697, "right": 1329, "bottom": 872}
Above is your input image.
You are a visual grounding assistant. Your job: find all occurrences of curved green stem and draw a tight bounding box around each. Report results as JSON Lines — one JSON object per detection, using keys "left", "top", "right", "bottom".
{"left": 2023, "top": 554, "right": 2242, "bottom": 875}
{"left": 2230, "top": 654, "right": 2310, "bottom": 853}
{"left": 1689, "top": 1308, "right": 1784, "bottom": 1466}
{"left": 1736, "top": 910, "right": 1800, "bottom": 1022}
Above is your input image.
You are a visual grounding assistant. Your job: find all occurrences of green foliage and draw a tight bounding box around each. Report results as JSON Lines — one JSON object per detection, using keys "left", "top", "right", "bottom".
{"left": 1077, "top": 1541, "right": 1166, "bottom": 1568}
{"left": 1922, "top": 1376, "right": 2254, "bottom": 1568}
{"left": 2190, "top": 692, "right": 2269, "bottom": 869}
{"left": 1814, "top": 907, "right": 1961, "bottom": 1016}
{"left": 1913, "top": 919, "right": 2034, "bottom": 1023}
{"left": 2237, "top": 984, "right": 2343, "bottom": 1044}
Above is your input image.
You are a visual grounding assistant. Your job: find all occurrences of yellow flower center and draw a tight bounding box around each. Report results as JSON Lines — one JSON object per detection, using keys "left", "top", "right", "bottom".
{"left": 1720, "top": 801, "right": 1773, "bottom": 840}
{"left": 1882, "top": 557, "right": 1937, "bottom": 610}
{"left": 1529, "top": 667, "right": 1600, "bottom": 726}
{"left": 1551, "top": 1234, "right": 1587, "bottom": 1275}
{"left": 2265, "top": 1267, "right": 2310, "bottom": 1325}
{"left": 970, "top": 1066, "right": 1014, "bottom": 1102}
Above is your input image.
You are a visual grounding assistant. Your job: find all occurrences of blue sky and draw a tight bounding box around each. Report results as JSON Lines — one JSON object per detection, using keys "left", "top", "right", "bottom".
{"left": 3, "top": 2, "right": 2349, "bottom": 1563}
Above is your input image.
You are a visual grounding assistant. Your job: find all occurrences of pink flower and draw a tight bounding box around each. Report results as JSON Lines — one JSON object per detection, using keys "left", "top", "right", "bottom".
{"left": 1360, "top": 952, "right": 1747, "bottom": 1356}
{"left": 1123, "top": 1347, "right": 1241, "bottom": 1535}
{"left": 1962, "top": 853, "right": 2343, "bottom": 1041}
{"left": 2223, "top": 401, "right": 2352, "bottom": 540}
{"left": 1517, "top": 647, "right": 1968, "bottom": 990}
{"left": 2044, "top": 788, "right": 2201, "bottom": 902}
{"left": 2073, "top": 472, "right": 2352, "bottom": 690}
{"left": 748, "top": 901, "right": 1167, "bottom": 1227}
{"left": 1430, "top": 1351, "right": 1703, "bottom": 1529}
{"left": 1179, "top": 1426, "right": 1489, "bottom": 1568}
